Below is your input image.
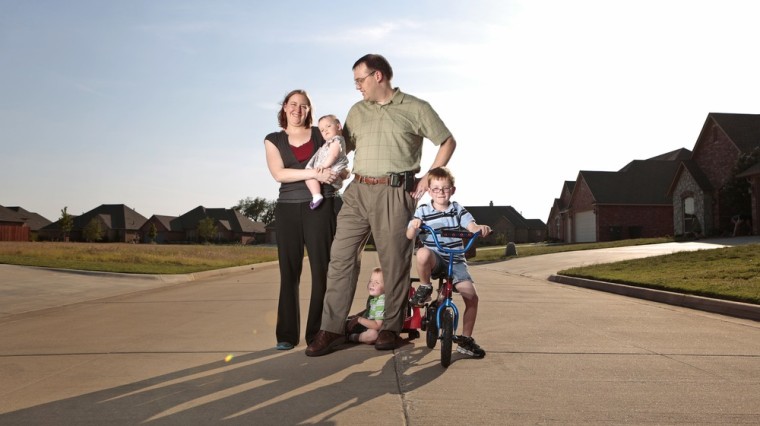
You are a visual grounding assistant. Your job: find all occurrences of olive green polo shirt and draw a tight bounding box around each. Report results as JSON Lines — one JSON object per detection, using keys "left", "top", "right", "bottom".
{"left": 344, "top": 88, "right": 452, "bottom": 177}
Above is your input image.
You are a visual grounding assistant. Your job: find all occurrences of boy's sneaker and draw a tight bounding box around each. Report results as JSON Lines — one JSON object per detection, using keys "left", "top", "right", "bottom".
{"left": 456, "top": 335, "right": 486, "bottom": 358}
{"left": 410, "top": 284, "right": 433, "bottom": 306}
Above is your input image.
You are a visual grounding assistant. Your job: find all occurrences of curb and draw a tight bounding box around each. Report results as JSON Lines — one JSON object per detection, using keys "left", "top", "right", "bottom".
{"left": 548, "top": 274, "right": 760, "bottom": 322}
{"left": 26, "top": 261, "right": 281, "bottom": 283}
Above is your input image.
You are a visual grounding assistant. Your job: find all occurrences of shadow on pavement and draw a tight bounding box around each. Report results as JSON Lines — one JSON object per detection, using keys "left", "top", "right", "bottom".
{"left": 0, "top": 342, "right": 443, "bottom": 425}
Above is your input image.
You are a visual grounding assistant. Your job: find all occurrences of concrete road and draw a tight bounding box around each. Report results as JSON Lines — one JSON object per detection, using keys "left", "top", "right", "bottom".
{"left": 1, "top": 239, "right": 759, "bottom": 424}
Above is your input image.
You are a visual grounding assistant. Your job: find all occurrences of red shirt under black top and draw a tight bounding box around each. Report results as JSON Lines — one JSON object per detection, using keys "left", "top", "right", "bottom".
{"left": 290, "top": 139, "right": 314, "bottom": 162}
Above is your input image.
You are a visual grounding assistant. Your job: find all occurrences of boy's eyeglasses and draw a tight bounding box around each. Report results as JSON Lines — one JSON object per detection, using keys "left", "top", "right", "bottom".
{"left": 430, "top": 187, "right": 453, "bottom": 194}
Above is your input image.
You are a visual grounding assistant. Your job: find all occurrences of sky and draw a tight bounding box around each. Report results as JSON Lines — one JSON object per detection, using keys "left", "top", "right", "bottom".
{"left": 3, "top": 0, "right": 760, "bottom": 223}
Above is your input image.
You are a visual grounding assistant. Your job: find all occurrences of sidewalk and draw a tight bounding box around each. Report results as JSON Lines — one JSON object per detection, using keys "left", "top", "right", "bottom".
{"left": 1, "top": 240, "right": 759, "bottom": 424}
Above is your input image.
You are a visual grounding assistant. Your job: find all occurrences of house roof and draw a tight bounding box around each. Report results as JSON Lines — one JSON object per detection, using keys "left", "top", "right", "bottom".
{"left": 581, "top": 158, "right": 682, "bottom": 205}
{"left": 737, "top": 161, "right": 760, "bottom": 178}
{"left": 619, "top": 148, "right": 691, "bottom": 172}
{"left": 2, "top": 206, "right": 52, "bottom": 230}
{"left": 666, "top": 159, "right": 714, "bottom": 196}
{"left": 525, "top": 218, "right": 547, "bottom": 229}
{"left": 563, "top": 181, "right": 576, "bottom": 195}
{"left": 72, "top": 204, "right": 147, "bottom": 230}
{"left": 464, "top": 205, "right": 529, "bottom": 228}
{"left": 149, "top": 215, "right": 180, "bottom": 231}
{"left": 665, "top": 113, "right": 760, "bottom": 196}
{"left": 173, "top": 206, "right": 265, "bottom": 233}
{"left": 40, "top": 216, "right": 77, "bottom": 231}
{"left": 558, "top": 180, "right": 576, "bottom": 209}
{"left": 232, "top": 209, "right": 266, "bottom": 233}
{"left": 708, "top": 113, "right": 760, "bottom": 154}
{"left": 0, "top": 205, "right": 25, "bottom": 224}
{"left": 645, "top": 148, "right": 692, "bottom": 162}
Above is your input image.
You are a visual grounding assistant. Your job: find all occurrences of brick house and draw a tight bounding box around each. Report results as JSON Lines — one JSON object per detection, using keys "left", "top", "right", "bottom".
{"left": 0, "top": 205, "right": 52, "bottom": 241}
{"left": 139, "top": 215, "right": 185, "bottom": 243}
{"left": 0, "top": 205, "right": 29, "bottom": 241}
{"left": 464, "top": 204, "right": 546, "bottom": 244}
{"left": 39, "top": 204, "right": 147, "bottom": 242}
{"left": 546, "top": 181, "right": 575, "bottom": 242}
{"left": 140, "top": 206, "right": 266, "bottom": 244}
{"left": 737, "top": 163, "right": 760, "bottom": 235}
{"left": 668, "top": 113, "right": 760, "bottom": 236}
{"left": 565, "top": 149, "right": 690, "bottom": 242}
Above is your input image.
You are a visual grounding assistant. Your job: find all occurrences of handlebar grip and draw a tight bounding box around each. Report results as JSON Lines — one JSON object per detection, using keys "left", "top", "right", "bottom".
{"left": 440, "top": 230, "right": 474, "bottom": 239}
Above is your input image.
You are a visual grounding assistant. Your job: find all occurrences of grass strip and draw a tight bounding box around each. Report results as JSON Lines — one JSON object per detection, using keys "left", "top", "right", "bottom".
{"left": 0, "top": 242, "right": 278, "bottom": 274}
{"left": 558, "top": 244, "right": 760, "bottom": 304}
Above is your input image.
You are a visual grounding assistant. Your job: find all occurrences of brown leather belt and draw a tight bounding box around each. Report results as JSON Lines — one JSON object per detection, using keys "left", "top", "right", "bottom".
{"left": 354, "top": 173, "right": 396, "bottom": 185}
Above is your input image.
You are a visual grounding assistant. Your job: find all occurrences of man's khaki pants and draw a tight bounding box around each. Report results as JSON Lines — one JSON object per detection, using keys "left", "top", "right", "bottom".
{"left": 321, "top": 182, "right": 416, "bottom": 334}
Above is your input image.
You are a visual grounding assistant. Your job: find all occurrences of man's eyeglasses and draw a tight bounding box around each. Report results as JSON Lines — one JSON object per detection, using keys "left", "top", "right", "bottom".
{"left": 354, "top": 70, "right": 376, "bottom": 86}
{"left": 430, "top": 187, "right": 453, "bottom": 194}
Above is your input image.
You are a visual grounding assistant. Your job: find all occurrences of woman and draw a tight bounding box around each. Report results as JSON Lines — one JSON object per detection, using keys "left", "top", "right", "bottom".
{"left": 264, "top": 89, "right": 339, "bottom": 350}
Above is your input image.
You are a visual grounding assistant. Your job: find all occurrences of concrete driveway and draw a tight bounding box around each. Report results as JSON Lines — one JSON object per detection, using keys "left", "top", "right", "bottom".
{"left": 1, "top": 238, "right": 759, "bottom": 424}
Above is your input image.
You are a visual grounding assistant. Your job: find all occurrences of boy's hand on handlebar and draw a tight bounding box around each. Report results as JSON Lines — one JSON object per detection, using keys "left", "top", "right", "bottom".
{"left": 406, "top": 218, "right": 422, "bottom": 240}
{"left": 472, "top": 224, "right": 492, "bottom": 237}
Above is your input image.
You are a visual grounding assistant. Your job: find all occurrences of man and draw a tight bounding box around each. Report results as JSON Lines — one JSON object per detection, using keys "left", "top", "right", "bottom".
{"left": 306, "top": 53, "right": 456, "bottom": 356}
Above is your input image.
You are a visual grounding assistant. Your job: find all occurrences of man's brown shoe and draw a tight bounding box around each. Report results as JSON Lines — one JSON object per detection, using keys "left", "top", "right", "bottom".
{"left": 305, "top": 330, "right": 344, "bottom": 357}
{"left": 374, "top": 330, "right": 397, "bottom": 350}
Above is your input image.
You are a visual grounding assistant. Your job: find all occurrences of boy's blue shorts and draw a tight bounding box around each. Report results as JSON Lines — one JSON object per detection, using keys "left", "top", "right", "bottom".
{"left": 430, "top": 251, "right": 473, "bottom": 285}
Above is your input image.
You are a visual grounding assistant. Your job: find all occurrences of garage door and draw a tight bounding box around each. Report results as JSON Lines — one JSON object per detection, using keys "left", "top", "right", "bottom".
{"left": 575, "top": 210, "right": 596, "bottom": 242}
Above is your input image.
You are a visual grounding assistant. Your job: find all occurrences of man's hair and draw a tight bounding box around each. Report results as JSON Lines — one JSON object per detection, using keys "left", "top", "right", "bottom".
{"left": 353, "top": 54, "right": 393, "bottom": 81}
{"left": 277, "top": 89, "right": 313, "bottom": 129}
{"left": 427, "top": 167, "right": 455, "bottom": 186}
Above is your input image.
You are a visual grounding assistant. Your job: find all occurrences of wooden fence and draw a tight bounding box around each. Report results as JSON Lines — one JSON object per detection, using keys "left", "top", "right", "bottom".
{"left": 0, "top": 225, "right": 30, "bottom": 241}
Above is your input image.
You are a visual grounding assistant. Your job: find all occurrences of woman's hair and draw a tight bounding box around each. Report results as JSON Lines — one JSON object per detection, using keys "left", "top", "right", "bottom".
{"left": 353, "top": 54, "right": 393, "bottom": 81}
{"left": 277, "top": 89, "right": 313, "bottom": 129}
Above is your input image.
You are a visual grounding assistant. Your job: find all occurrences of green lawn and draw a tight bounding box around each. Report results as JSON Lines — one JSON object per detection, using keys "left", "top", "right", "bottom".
{"left": 557, "top": 243, "right": 760, "bottom": 305}
{"left": 3, "top": 238, "right": 759, "bottom": 305}
{"left": 0, "top": 242, "right": 278, "bottom": 274}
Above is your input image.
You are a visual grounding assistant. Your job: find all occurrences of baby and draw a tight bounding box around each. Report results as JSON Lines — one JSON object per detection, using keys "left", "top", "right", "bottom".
{"left": 305, "top": 114, "right": 350, "bottom": 209}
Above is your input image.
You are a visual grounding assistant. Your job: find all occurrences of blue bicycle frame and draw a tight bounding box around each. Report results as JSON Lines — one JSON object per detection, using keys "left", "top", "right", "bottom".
{"left": 419, "top": 224, "right": 481, "bottom": 336}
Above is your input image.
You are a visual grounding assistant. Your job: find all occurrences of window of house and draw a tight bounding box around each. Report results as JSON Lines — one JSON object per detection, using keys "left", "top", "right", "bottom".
{"left": 683, "top": 196, "right": 696, "bottom": 233}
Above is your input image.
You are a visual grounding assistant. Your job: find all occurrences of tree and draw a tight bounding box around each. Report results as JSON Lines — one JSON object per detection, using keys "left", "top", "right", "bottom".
{"left": 722, "top": 146, "right": 760, "bottom": 218}
{"left": 197, "top": 216, "right": 217, "bottom": 243}
{"left": 60, "top": 207, "right": 74, "bottom": 242}
{"left": 82, "top": 217, "right": 103, "bottom": 242}
{"left": 148, "top": 222, "right": 158, "bottom": 243}
{"left": 261, "top": 200, "right": 277, "bottom": 225}
{"left": 234, "top": 196, "right": 277, "bottom": 223}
